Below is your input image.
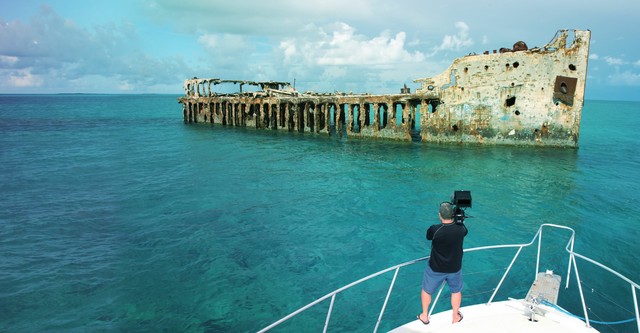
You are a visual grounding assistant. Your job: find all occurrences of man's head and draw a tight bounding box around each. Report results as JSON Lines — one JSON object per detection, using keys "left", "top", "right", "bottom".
{"left": 439, "top": 202, "right": 454, "bottom": 221}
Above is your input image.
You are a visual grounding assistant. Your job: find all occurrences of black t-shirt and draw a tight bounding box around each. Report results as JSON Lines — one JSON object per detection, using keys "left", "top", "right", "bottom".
{"left": 426, "top": 222, "right": 468, "bottom": 273}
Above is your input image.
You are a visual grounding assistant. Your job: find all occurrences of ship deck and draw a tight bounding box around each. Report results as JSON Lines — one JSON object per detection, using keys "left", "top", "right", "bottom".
{"left": 389, "top": 299, "right": 599, "bottom": 333}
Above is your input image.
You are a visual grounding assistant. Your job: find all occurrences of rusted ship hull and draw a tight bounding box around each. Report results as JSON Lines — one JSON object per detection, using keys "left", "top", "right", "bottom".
{"left": 178, "top": 29, "right": 590, "bottom": 148}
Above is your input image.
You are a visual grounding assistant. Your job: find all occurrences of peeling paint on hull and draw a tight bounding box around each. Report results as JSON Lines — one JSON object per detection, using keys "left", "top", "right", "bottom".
{"left": 178, "top": 29, "right": 590, "bottom": 148}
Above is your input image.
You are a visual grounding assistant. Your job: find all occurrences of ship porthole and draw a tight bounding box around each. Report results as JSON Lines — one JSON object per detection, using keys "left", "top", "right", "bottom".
{"left": 560, "top": 83, "right": 568, "bottom": 94}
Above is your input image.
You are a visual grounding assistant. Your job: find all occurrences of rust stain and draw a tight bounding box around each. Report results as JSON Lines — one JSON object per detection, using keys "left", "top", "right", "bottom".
{"left": 178, "top": 29, "right": 590, "bottom": 148}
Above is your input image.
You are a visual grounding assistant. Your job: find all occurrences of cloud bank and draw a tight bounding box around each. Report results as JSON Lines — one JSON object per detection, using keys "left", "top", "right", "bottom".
{"left": 0, "top": 5, "right": 188, "bottom": 92}
{"left": 0, "top": 0, "right": 639, "bottom": 99}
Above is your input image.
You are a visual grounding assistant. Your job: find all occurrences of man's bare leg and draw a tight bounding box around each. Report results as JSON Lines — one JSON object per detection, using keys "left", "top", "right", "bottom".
{"left": 419, "top": 289, "right": 431, "bottom": 323}
{"left": 451, "top": 292, "right": 462, "bottom": 323}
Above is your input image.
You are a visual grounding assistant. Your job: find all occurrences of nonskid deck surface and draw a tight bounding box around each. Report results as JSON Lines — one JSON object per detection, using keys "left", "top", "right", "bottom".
{"left": 388, "top": 300, "right": 599, "bottom": 333}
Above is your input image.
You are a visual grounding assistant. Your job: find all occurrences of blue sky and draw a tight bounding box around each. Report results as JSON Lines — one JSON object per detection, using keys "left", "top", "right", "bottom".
{"left": 1, "top": 0, "right": 639, "bottom": 101}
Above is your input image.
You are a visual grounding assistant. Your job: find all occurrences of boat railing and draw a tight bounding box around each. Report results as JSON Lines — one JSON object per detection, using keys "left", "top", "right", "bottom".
{"left": 257, "top": 223, "right": 640, "bottom": 333}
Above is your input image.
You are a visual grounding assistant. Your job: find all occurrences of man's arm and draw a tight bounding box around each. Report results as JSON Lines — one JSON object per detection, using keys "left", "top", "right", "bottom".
{"left": 426, "top": 225, "right": 435, "bottom": 240}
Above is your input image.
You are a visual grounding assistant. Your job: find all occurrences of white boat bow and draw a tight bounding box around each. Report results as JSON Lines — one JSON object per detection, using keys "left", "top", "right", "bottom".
{"left": 390, "top": 299, "right": 599, "bottom": 333}
{"left": 258, "top": 224, "right": 639, "bottom": 333}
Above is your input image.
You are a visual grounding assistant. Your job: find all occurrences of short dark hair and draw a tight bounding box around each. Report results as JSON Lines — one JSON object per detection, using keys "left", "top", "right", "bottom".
{"left": 439, "top": 202, "right": 454, "bottom": 219}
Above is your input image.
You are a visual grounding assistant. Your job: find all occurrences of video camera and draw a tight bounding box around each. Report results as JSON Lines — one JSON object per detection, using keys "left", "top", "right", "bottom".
{"left": 451, "top": 190, "right": 472, "bottom": 224}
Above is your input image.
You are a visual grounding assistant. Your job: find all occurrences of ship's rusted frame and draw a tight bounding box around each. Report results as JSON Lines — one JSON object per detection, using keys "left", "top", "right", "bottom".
{"left": 178, "top": 29, "right": 590, "bottom": 148}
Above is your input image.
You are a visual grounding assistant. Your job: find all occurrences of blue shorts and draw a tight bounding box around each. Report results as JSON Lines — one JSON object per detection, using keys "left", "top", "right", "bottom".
{"left": 422, "top": 264, "right": 463, "bottom": 294}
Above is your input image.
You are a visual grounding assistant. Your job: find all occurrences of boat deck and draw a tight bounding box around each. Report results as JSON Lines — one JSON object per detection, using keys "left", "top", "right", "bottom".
{"left": 389, "top": 299, "right": 599, "bottom": 333}
{"left": 257, "top": 225, "right": 639, "bottom": 333}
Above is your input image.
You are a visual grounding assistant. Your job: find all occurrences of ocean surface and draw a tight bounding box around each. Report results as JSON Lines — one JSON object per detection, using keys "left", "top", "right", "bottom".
{"left": 1, "top": 94, "right": 638, "bottom": 333}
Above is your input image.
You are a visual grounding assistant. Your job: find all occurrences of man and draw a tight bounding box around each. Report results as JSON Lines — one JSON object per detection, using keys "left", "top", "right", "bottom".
{"left": 417, "top": 202, "right": 468, "bottom": 325}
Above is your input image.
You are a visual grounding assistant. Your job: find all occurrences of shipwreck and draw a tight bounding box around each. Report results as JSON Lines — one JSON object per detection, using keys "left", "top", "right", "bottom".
{"left": 178, "top": 29, "right": 590, "bottom": 148}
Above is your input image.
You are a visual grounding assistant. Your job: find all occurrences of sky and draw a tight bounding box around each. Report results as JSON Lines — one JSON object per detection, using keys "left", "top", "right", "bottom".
{"left": 1, "top": 0, "right": 639, "bottom": 101}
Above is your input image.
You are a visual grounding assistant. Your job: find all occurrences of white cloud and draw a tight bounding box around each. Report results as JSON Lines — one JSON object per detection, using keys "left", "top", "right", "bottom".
{"left": 0, "top": 5, "right": 190, "bottom": 92}
{"left": 267, "top": 21, "right": 449, "bottom": 94}
{"left": 608, "top": 71, "right": 640, "bottom": 86}
{"left": 604, "top": 56, "right": 625, "bottom": 66}
{"left": 278, "top": 22, "right": 424, "bottom": 67}
{"left": 320, "top": 66, "right": 348, "bottom": 83}
{"left": 118, "top": 80, "right": 135, "bottom": 91}
{"left": 433, "top": 22, "right": 473, "bottom": 53}
{"left": 8, "top": 69, "right": 43, "bottom": 87}
{"left": 196, "top": 33, "right": 257, "bottom": 76}
{"left": 198, "top": 34, "right": 250, "bottom": 54}
{"left": 280, "top": 40, "right": 297, "bottom": 63}
{"left": 0, "top": 55, "right": 18, "bottom": 65}
{"left": 246, "top": 63, "right": 279, "bottom": 83}
{"left": 3, "top": 0, "right": 637, "bottom": 99}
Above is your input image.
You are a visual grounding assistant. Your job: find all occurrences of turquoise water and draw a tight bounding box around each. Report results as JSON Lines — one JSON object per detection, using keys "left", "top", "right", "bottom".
{"left": 1, "top": 95, "right": 638, "bottom": 332}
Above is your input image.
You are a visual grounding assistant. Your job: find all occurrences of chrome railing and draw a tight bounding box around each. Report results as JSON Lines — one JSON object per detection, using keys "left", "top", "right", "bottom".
{"left": 258, "top": 224, "right": 640, "bottom": 333}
